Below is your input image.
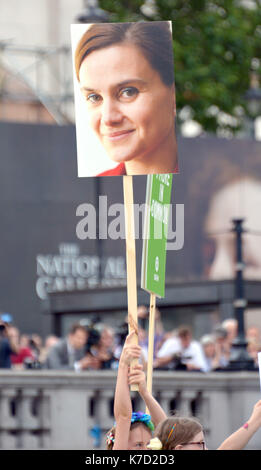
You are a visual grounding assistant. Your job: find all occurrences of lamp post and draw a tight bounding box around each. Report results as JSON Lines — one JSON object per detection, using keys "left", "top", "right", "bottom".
{"left": 244, "top": 71, "right": 261, "bottom": 139}
{"left": 227, "top": 219, "right": 256, "bottom": 370}
{"left": 75, "top": 0, "right": 109, "bottom": 23}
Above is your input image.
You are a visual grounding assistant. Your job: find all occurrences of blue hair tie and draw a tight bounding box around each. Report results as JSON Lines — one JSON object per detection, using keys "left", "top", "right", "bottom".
{"left": 131, "top": 412, "right": 155, "bottom": 431}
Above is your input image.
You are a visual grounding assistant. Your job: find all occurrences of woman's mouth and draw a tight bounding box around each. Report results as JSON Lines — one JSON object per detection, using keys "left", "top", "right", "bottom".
{"left": 103, "top": 129, "right": 135, "bottom": 141}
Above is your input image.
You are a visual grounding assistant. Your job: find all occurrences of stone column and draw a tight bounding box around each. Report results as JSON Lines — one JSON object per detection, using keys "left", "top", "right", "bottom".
{"left": 49, "top": 387, "right": 88, "bottom": 449}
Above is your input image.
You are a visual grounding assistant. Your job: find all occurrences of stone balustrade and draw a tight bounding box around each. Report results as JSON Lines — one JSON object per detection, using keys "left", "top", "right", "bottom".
{"left": 0, "top": 370, "right": 260, "bottom": 450}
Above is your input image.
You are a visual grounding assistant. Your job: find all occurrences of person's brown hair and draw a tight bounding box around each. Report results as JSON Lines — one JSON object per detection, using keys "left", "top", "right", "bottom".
{"left": 69, "top": 323, "right": 87, "bottom": 336}
{"left": 177, "top": 325, "right": 192, "bottom": 339}
{"left": 74, "top": 21, "right": 174, "bottom": 87}
{"left": 106, "top": 425, "right": 116, "bottom": 450}
{"left": 154, "top": 416, "right": 203, "bottom": 450}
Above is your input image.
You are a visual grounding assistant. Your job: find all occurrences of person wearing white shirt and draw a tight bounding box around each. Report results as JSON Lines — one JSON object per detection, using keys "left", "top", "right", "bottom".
{"left": 154, "top": 326, "right": 208, "bottom": 372}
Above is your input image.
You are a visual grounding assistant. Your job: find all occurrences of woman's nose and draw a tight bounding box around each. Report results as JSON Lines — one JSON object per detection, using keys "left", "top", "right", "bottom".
{"left": 100, "top": 99, "right": 123, "bottom": 126}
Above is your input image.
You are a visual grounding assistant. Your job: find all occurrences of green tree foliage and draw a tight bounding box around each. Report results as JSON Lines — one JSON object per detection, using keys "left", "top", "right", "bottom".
{"left": 99, "top": 0, "right": 261, "bottom": 135}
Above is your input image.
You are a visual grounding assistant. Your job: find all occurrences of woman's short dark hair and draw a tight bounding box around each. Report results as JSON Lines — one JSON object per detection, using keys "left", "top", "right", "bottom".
{"left": 75, "top": 21, "right": 174, "bottom": 87}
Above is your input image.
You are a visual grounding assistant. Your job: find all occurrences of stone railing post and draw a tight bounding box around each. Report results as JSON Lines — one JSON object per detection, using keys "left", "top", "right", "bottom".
{"left": 49, "top": 387, "right": 88, "bottom": 449}
{"left": 0, "top": 388, "right": 18, "bottom": 448}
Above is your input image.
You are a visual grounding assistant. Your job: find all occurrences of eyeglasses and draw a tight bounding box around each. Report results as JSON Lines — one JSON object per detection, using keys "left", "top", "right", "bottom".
{"left": 181, "top": 440, "right": 206, "bottom": 450}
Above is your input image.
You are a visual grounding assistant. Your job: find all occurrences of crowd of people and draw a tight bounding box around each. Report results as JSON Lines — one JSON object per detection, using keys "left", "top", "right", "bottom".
{"left": 0, "top": 307, "right": 260, "bottom": 372}
{"left": 1, "top": 308, "right": 261, "bottom": 450}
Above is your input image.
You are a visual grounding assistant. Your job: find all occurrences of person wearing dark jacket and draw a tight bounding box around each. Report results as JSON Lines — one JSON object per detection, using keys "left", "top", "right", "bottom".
{"left": 0, "top": 321, "right": 19, "bottom": 368}
{"left": 45, "top": 323, "right": 100, "bottom": 371}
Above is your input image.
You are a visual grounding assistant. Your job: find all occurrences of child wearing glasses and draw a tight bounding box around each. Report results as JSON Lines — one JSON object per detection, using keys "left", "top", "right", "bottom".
{"left": 148, "top": 400, "right": 261, "bottom": 450}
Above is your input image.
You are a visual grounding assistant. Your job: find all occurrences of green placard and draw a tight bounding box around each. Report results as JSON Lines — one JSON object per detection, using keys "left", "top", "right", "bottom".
{"left": 141, "top": 174, "right": 173, "bottom": 298}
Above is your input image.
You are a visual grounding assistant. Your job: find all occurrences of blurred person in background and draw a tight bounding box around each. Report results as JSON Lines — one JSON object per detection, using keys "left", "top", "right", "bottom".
{"left": 221, "top": 318, "right": 238, "bottom": 359}
{"left": 200, "top": 332, "right": 230, "bottom": 371}
{"left": 246, "top": 325, "right": 261, "bottom": 368}
{"left": 30, "top": 333, "right": 43, "bottom": 359}
{"left": 211, "top": 324, "right": 230, "bottom": 368}
{"left": 45, "top": 323, "right": 100, "bottom": 371}
{"left": 114, "top": 320, "right": 129, "bottom": 360}
{"left": 200, "top": 334, "right": 217, "bottom": 372}
{"left": 247, "top": 337, "right": 261, "bottom": 367}
{"left": 154, "top": 325, "right": 208, "bottom": 372}
{"left": 38, "top": 335, "right": 59, "bottom": 365}
{"left": 113, "top": 306, "right": 166, "bottom": 367}
{"left": 154, "top": 307, "right": 167, "bottom": 353}
{"left": 135, "top": 306, "right": 149, "bottom": 366}
{"left": 246, "top": 325, "right": 261, "bottom": 343}
{"left": 222, "top": 318, "right": 238, "bottom": 342}
{"left": 137, "top": 305, "right": 166, "bottom": 358}
{"left": 113, "top": 308, "right": 150, "bottom": 363}
{"left": 89, "top": 325, "right": 118, "bottom": 369}
{"left": 19, "top": 334, "right": 31, "bottom": 349}
{"left": 0, "top": 316, "right": 19, "bottom": 368}
{"left": 9, "top": 327, "right": 36, "bottom": 369}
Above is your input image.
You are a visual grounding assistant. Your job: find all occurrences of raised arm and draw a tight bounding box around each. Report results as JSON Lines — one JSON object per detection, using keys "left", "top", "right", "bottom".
{"left": 128, "top": 364, "right": 167, "bottom": 427}
{"left": 113, "top": 331, "right": 142, "bottom": 450}
{"left": 218, "top": 400, "right": 261, "bottom": 450}
{"left": 6, "top": 326, "right": 19, "bottom": 354}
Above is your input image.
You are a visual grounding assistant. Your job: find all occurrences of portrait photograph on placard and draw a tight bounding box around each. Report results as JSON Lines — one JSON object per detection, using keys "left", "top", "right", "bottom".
{"left": 71, "top": 21, "right": 178, "bottom": 177}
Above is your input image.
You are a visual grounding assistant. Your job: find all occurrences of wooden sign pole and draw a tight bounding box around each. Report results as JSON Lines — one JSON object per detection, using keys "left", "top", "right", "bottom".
{"left": 123, "top": 175, "right": 139, "bottom": 391}
{"left": 146, "top": 292, "right": 156, "bottom": 413}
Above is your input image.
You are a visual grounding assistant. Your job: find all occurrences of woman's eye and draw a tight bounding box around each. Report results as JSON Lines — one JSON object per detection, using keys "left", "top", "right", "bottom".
{"left": 120, "top": 87, "right": 139, "bottom": 99}
{"left": 86, "top": 93, "right": 102, "bottom": 104}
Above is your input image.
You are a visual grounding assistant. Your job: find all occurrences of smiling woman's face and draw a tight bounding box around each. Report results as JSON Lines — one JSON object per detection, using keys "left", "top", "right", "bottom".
{"left": 79, "top": 43, "right": 176, "bottom": 170}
